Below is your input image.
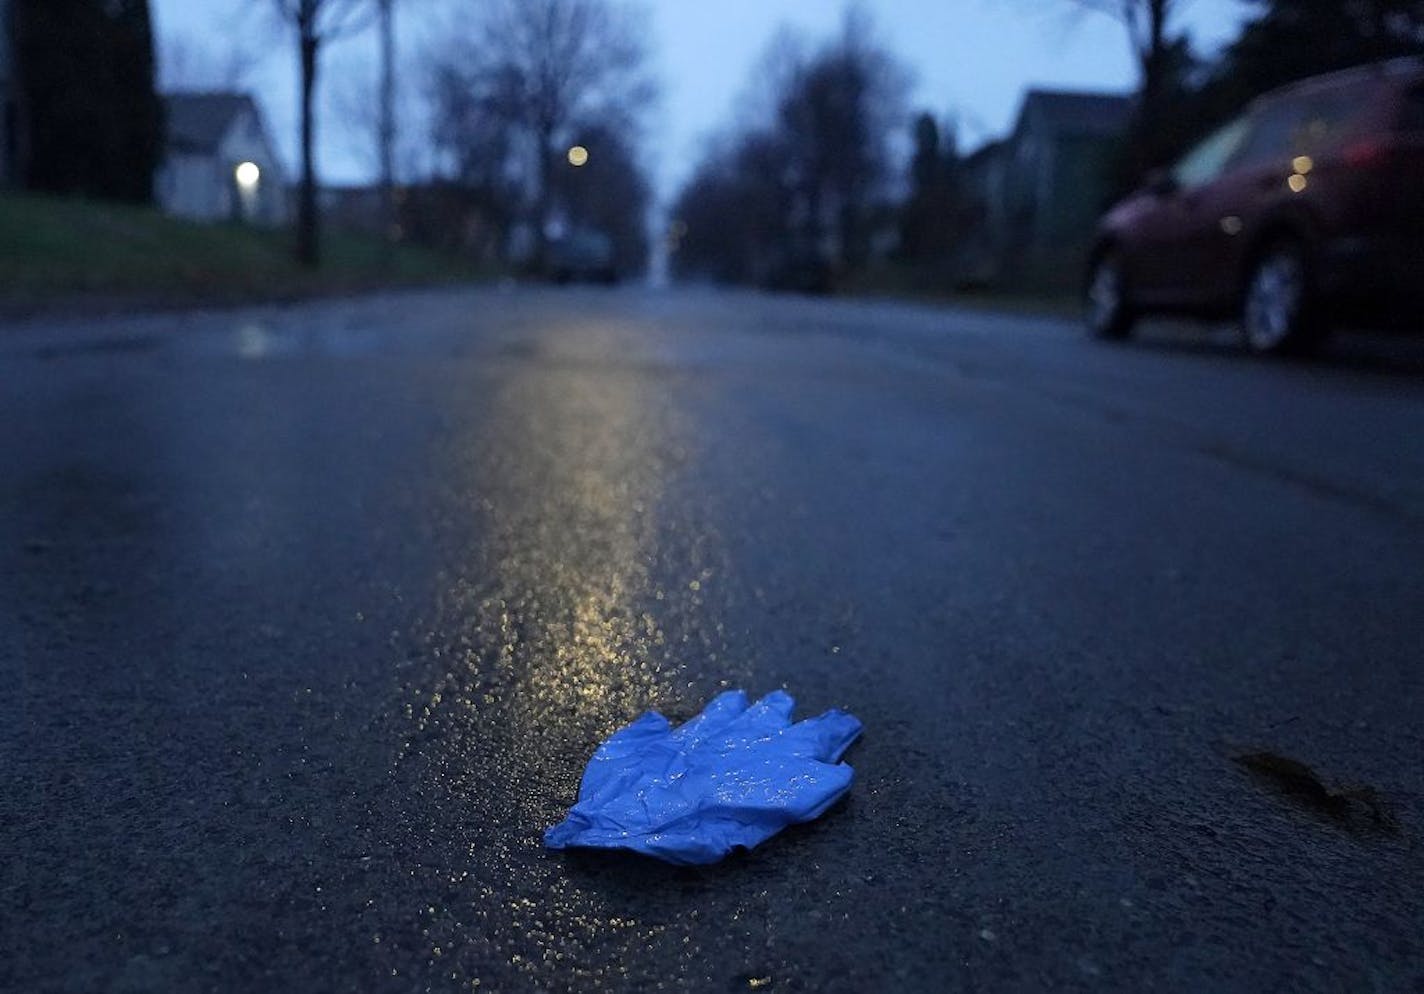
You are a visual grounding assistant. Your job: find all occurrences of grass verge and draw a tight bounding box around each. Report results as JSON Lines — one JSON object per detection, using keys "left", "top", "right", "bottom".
{"left": 838, "top": 261, "right": 1083, "bottom": 320}
{"left": 0, "top": 193, "right": 494, "bottom": 316}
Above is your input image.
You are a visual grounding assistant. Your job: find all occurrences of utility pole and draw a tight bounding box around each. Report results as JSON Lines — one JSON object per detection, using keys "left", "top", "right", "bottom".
{"left": 378, "top": 0, "right": 396, "bottom": 256}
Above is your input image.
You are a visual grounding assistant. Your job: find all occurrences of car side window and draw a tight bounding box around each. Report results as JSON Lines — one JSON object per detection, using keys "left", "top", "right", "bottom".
{"left": 1172, "top": 116, "right": 1252, "bottom": 189}
{"left": 1293, "top": 83, "right": 1375, "bottom": 155}
{"left": 1232, "top": 99, "right": 1303, "bottom": 169}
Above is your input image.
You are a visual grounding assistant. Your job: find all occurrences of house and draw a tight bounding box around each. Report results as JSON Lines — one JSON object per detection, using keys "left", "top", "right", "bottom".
{"left": 963, "top": 89, "right": 1133, "bottom": 289}
{"left": 158, "top": 92, "right": 288, "bottom": 225}
{"left": 957, "top": 139, "right": 1008, "bottom": 288}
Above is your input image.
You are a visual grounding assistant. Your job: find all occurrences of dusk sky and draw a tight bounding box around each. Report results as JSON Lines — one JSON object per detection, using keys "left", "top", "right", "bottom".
{"left": 150, "top": 0, "right": 1247, "bottom": 198}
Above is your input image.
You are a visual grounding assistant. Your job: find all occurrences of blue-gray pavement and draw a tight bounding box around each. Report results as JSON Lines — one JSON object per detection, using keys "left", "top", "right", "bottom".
{"left": 2, "top": 287, "right": 1421, "bottom": 991}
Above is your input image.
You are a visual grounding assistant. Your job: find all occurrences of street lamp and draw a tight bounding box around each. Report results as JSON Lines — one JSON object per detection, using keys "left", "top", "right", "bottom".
{"left": 567, "top": 145, "right": 589, "bottom": 167}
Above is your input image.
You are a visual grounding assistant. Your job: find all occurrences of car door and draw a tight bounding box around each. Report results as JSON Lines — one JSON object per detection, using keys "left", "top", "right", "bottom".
{"left": 1131, "top": 115, "right": 1252, "bottom": 305}
{"left": 1172, "top": 98, "right": 1308, "bottom": 307}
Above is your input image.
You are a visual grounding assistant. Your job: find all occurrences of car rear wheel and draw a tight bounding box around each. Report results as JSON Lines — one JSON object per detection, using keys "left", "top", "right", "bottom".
{"left": 1086, "top": 253, "right": 1136, "bottom": 340}
{"left": 1241, "top": 241, "right": 1325, "bottom": 355}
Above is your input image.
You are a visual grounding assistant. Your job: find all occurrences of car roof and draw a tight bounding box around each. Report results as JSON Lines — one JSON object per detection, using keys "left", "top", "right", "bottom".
{"left": 1256, "top": 57, "right": 1424, "bottom": 109}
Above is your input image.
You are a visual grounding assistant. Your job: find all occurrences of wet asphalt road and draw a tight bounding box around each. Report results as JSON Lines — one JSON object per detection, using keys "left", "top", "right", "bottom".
{"left": 2, "top": 286, "right": 1422, "bottom": 992}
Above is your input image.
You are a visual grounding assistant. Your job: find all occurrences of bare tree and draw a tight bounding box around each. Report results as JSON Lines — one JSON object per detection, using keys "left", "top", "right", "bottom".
{"left": 331, "top": 59, "right": 429, "bottom": 186}
{"left": 1053, "top": 0, "right": 1184, "bottom": 129}
{"left": 1045, "top": 0, "right": 1201, "bottom": 181}
{"left": 1062, "top": 0, "right": 1183, "bottom": 114}
{"left": 377, "top": 0, "right": 396, "bottom": 248}
{"left": 160, "top": 29, "right": 261, "bottom": 91}
{"left": 432, "top": 0, "right": 656, "bottom": 266}
{"left": 270, "top": 0, "right": 370, "bottom": 267}
{"left": 671, "top": 9, "right": 909, "bottom": 288}
{"left": 775, "top": 8, "right": 910, "bottom": 271}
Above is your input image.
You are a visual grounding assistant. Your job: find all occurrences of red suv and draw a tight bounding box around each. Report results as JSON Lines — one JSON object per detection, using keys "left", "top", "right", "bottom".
{"left": 1086, "top": 59, "right": 1424, "bottom": 354}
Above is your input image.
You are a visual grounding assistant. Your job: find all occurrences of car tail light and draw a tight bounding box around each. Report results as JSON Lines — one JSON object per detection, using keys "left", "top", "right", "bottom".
{"left": 1342, "top": 139, "right": 1394, "bottom": 168}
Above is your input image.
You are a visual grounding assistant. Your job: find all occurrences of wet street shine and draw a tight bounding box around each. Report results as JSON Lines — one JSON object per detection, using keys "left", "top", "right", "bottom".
{"left": 3, "top": 287, "right": 1423, "bottom": 991}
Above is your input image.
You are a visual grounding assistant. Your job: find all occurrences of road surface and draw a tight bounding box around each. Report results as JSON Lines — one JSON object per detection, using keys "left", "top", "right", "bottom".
{"left": 3, "top": 287, "right": 1422, "bottom": 992}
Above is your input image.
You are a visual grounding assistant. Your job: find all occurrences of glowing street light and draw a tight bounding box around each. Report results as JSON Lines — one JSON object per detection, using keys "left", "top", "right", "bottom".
{"left": 235, "top": 161, "right": 261, "bottom": 190}
{"left": 567, "top": 145, "right": 589, "bottom": 167}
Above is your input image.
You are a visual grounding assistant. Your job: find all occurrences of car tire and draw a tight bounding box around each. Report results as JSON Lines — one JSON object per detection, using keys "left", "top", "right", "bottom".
{"left": 1240, "top": 240, "right": 1327, "bottom": 356}
{"left": 1086, "top": 252, "right": 1136, "bottom": 341}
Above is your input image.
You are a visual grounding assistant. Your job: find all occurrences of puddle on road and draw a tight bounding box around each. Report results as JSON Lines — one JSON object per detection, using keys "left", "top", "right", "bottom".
{"left": 1232, "top": 750, "right": 1401, "bottom": 837}
{"left": 225, "top": 320, "right": 386, "bottom": 360}
{"left": 31, "top": 335, "right": 162, "bottom": 360}
{"left": 371, "top": 324, "right": 751, "bottom": 986}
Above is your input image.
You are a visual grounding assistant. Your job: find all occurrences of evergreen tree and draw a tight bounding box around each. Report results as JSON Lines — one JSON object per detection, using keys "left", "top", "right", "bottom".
{"left": 1227, "top": 0, "right": 1423, "bottom": 96}
{"left": 107, "top": 0, "right": 163, "bottom": 203}
{"left": 1194, "top": 0, "right": 1424, "bottom": 135}
{"left": 13, "top": 0, "right": 161, "bottom": 202}
{"left": 899, "top": 113, "right": 961, "bottom": 263}
{"left": 14, "top": 0, "right": 108, "bottom": 196}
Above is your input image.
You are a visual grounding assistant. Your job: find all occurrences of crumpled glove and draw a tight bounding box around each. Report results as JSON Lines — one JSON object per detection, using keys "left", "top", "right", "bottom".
{"left": 545, "top": 689, "right": 862, "bottom": 865}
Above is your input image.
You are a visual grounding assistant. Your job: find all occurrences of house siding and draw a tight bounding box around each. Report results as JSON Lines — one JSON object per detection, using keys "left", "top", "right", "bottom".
{"left": 217, "top": 110, "right": 287, "bottom": 225}
{"left": 962, "top": 90, "right": 1131, "bottom": 290}
{"left": 159, "top": 152, "right": 230, "bottom": 221}
{"left": 158, "top": 99, "right": 289, "bottom": 226}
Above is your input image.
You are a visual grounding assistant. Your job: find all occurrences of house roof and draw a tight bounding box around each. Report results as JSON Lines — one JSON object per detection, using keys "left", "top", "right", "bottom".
{"left": 964, "top": 138, "right": 1006, "bottom": 167}
{"left": 165, "top": 92, "right": 257, "bottom": 154}
{"left": 1017, "top": 89, "right": 1134, "bottom": 138}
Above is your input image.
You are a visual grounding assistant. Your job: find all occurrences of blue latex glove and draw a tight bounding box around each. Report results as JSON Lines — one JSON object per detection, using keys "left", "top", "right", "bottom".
{"left": 545, "top": 689, "right": 862, "bottom": 865}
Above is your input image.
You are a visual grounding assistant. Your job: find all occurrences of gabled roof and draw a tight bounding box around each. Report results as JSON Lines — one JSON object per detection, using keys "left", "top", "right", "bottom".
{"left": 1016, "top": 89, "right": 1134, "bottom": 139}
{"left": 964, "top": 138, "right": 1006, "bottom": 166}
{"left": 165, "top": 92, "right": 257, "bottom": 154}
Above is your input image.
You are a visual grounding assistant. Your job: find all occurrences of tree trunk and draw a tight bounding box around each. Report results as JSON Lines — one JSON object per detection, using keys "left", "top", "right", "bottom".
{"left": 1141, "top": 0, "right": 1168, "bottom": 115}
{"left": 378, "top": 0, "right": 396, "bottom": 258}
{"left": 535, "top": 125, "right": 554, "bottom": 270}
{"left": 1123, "top": 0, "right": 1171, "bottom": 185}
{"left": 297, "top": 28, "right": 320, "bottom": 268}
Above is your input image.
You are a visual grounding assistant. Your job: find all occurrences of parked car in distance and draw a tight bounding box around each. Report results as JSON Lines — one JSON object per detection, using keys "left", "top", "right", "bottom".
{"left": 1087, "top": 58, "right": 1424, "bottom": 354}
{"left": 546, "top": 228, "right": 618, "bottom": 285}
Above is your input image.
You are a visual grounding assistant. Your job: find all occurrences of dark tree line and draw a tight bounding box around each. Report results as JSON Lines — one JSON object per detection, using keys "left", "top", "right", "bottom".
{"left": 10, "top": 0, "right": 162, "bottom": 203}
{"left": 428, "top": 0, "right": 656, "bottom": 275}
{"left": 1111, "top": 0, "right": 1424, "bottom": 191}
{"left": 671, "top": 11, "right": 909, "bottom": 289}
{"left": 678, "top": 0, "right": 1424, "bottom": 291}
{"left": 898, "top": 113, "right": 962, "bottom": 265}
{"left": 557, "top": 123, "right": 652, "bottom": 275}
{"left": 1193, "top": 1, "right": 1424, "bottom": 123}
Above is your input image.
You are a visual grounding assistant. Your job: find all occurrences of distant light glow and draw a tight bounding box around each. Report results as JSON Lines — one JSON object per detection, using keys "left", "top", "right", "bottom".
{"left": 235, "top": 161, "right": 261, "bottom": 189}
{"left": 1292, "top": 155, "right": 1314, "bottom": 175}
{"left": 1288, "top": 173, "right": 1308, "bottom": 193}
{"left": 567, "top": 145, "right": 590, "bottom": 167}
